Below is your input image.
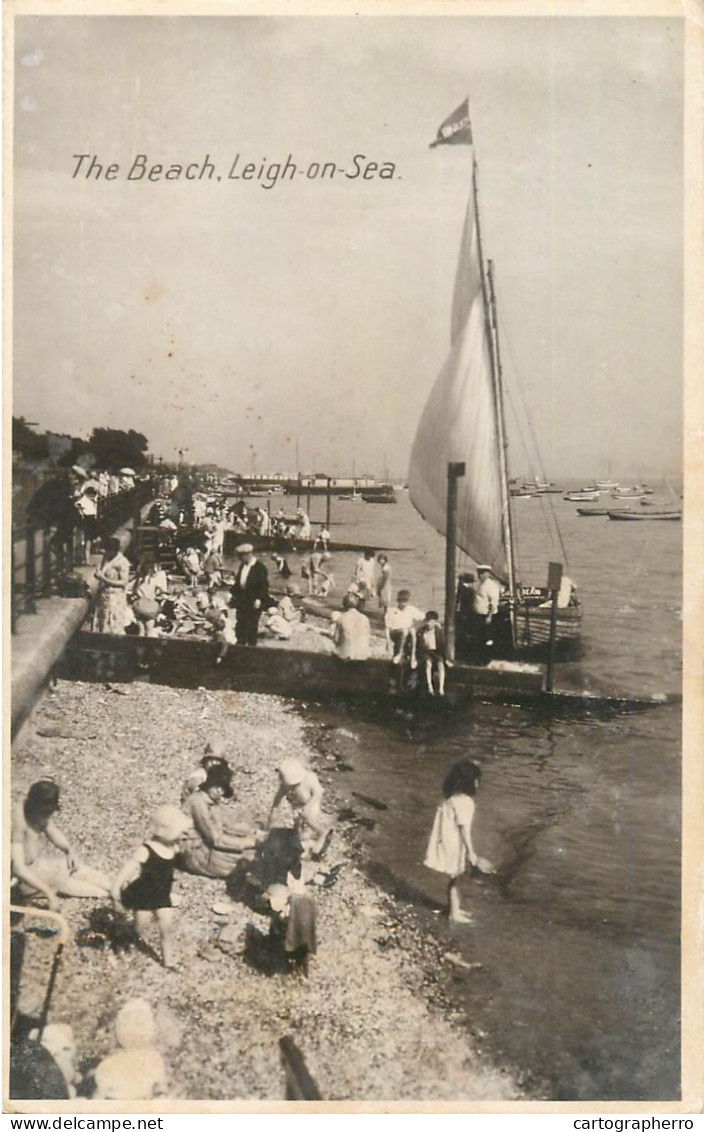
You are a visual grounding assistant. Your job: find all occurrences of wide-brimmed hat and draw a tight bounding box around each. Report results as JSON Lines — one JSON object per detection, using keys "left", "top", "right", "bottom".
{"left": 114, "top": 999, "right": 156, "bottom": 1050}
{"left": 70, "top": 465, "right": 88, "bottom": 478}
{"left": 204, "top": 735, "right": 227, "bottom": 758}
{"left": 120, "top": 467, "right": 136, "bottom": 476}
{"left": 235, "top": 542, "right": 254, "bottom": 555}
{"left": 150, "top": 805, "right": 192, "bottom": 843}
{"left": 476, "top": 564, "right": 493, "bottom": 573}
{"left": 278, "top": 756, "right": 306, "bottom": 787}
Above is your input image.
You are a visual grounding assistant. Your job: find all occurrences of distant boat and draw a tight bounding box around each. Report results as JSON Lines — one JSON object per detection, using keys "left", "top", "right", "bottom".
{"left": 607, "top": 510, "right": 681, "bottom": 522}
{"left": 595, "top": 479, "right": 619, "bottom": 489}
{"left": 576, "top": 507, "right": 611, "bottom": 517}
{"left": 564, "top": 491, "right": 600, "bottom": 502}
{"left": 338, "top": 490, "right": 363, "bottom": 503}
{"left": 361, "top": 492, "right": 397, "bottom": 504}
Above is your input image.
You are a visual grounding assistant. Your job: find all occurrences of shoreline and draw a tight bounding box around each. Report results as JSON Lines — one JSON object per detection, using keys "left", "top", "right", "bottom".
{"left": 10, "top": 681, "right": 524, "bottom": 1105}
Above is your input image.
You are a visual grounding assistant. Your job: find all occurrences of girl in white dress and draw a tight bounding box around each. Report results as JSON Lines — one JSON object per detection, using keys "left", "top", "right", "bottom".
{"left": 424, "top": 760, "right": 494, "bottom": 923}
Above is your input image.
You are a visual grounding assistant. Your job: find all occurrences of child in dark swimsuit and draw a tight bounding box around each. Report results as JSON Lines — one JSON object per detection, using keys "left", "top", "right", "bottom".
{"left": 112, "top": 806, "right": 192, "bottom": 968}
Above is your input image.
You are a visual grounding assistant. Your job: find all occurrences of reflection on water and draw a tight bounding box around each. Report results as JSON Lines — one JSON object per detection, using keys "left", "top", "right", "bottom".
{"left": 308, "top": 697, "right": 680, "bottom": 1100}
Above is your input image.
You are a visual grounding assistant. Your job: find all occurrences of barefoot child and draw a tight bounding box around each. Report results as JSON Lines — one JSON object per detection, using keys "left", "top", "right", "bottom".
{"left": 424, "top": 760, "right": 494, "bottom": 923}
{"left": 112, "top": 806, "right": 192, "bottom": 968}
{"left": 417, "top": 610, "right": 449, "bottom": 696}
{"left": 267, "top": 757, "right": 332, "bottom": 858}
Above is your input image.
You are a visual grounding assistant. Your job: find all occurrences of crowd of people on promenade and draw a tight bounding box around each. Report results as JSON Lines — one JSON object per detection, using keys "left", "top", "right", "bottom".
{"left": 80, "top": 484, "right": 514, "bottom": 692}
{"left": 25, "top": 464, "right": 146, "bottom": 568}
{"left": 24, "top": 467, "right": 512, "bottom": 683}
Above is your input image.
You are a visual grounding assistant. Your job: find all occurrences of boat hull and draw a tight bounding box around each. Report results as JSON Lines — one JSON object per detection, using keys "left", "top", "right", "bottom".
{"left": 456, "top": 601, "right": 582, "bottom": 662}
{"left": 607, "top": 511, "right": 681, "bottom": 522}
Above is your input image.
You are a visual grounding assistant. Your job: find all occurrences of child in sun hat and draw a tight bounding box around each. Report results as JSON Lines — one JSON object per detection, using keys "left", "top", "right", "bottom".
{"left": 424, "top": 760, "right": 495, "bottom": 924}
{"left": 93, "top": 999, "right": 167, "bottom": 1100}
{"left": 267, "top": 757, "right": 332, "bottom": 858}
{"left": 112, "top": 806, "right": 192, "bottom": 968}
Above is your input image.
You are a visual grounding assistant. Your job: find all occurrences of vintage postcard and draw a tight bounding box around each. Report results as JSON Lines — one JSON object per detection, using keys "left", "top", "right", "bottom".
{"left": 5, "top": 0, "right": 703, "bottom": 1118}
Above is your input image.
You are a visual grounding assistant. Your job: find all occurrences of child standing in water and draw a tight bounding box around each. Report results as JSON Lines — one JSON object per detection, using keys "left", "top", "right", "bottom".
{"left": 112, "top": 806, "right": 192, "bottom": 968}
{"left": 424, "top": 760, "right": 494, "bottom": 923}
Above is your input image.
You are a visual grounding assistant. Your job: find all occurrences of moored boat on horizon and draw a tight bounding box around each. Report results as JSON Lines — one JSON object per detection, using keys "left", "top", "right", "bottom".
{"left": 607, "top": 509, "right": 681, "bottom": 522}
{"left": 564, "top": 490, "right": 601, "bottom": 502}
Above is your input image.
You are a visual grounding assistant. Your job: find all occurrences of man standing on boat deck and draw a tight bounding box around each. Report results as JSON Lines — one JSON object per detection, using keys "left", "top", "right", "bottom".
{"left": 472, "top": 566, "right": 502, "bottom": 652}
{"left": 229, "top": 542, "right": 270, "bottom": 646}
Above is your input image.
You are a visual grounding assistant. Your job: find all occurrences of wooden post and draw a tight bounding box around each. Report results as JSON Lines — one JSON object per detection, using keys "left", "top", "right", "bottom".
{"left": 445, "top": 462, "right": 466, "bottom": 662}
{"left": 296, "top": 473, "right": 301, "bottom": 509}
{"left": 25, "top": 525, "right": 37, "bottom": 614}
{"left": 545, "top": 561, "right": 563, "bottom": 693}
{"left": 306, "top": 481, "right": 311, "bottom": 514}
{"left": 326, "top": 478, "right": 331, "bottom": 528}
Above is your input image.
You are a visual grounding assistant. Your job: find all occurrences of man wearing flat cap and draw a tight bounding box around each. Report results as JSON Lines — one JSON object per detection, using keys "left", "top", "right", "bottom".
{"left": 229, "top": 543, "right": 270, "bottom": 646}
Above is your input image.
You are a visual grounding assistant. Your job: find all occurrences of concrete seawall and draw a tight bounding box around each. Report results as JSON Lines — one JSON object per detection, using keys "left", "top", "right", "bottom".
{"left": 11, "top": 569, "right": 98, "bottom": 739}
{"left": 10, "top": 524, "right": 133, "bottom": 739}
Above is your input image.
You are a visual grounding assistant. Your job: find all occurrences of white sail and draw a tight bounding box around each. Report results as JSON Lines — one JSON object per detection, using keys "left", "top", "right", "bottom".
{"left": 408, "top": 171, "right": 508, "bottom": 579}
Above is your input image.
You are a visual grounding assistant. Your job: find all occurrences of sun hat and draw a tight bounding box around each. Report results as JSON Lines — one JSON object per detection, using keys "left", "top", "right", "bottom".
{"left": 278, "top": 757, "right": 306, "bottom": 787}
{"left": 120, "top": 467, "right": 136, "bottom": 476}
{"left": 114, "top": 999, "right": 156, "bottom": 1050}
{"left": 204, "top": 735, "right": 227, "bottom": 757}
{"left": 235, "top": 542, "right": 254, "bottom": 554}
{"left": 150, "top": 806, "right": 192, "bottom": 842}
{"left": 477, "top": 564, "right": 493, "bottom": 573}
{"left": 71, "top": 465, "right": 88, "bottom": 478}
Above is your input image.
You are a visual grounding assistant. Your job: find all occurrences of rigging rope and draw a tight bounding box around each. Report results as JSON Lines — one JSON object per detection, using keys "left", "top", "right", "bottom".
{"left": 498, "top": 307, "right": 571, "bottom": 569}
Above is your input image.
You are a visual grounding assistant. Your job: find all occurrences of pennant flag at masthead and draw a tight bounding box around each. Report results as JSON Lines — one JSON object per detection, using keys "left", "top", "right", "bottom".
{"left": 429, "top": 97, "right": 473, "bottom": 148}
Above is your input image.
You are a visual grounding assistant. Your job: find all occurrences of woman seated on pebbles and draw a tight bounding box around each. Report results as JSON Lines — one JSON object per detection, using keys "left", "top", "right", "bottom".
{"left": 11, "top": 780, "right": 112, "bottom": 910}
{"left": 177, "top": 765, "right": 261, "bottom": 879}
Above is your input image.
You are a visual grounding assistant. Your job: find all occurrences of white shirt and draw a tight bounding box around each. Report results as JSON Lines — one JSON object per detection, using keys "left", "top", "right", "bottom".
{"left": 473, "top": 576, "right": 502, "bottom": 615}
{"left": 385, "top": 604, "right": 424, "bottom": 632}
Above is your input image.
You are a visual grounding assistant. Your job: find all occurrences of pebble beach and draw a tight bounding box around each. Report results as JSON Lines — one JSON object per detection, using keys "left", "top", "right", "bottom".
{"left": 11, "top": 681, "right": 523, "bottom": 1104}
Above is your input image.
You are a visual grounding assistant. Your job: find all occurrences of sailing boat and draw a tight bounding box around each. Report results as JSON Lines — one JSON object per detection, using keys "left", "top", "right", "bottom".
{"left": 408, "top": 99, "right": 581, "bottom": 660}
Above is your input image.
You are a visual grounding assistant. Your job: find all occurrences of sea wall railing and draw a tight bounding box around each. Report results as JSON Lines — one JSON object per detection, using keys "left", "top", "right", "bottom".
{"left": 11, "top": 483, "right": 153, "bottom": 633}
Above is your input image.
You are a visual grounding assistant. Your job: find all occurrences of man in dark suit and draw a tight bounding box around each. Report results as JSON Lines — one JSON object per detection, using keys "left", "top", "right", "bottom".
{"left": 229, "top": 542, "right": 270, "bottom": 646}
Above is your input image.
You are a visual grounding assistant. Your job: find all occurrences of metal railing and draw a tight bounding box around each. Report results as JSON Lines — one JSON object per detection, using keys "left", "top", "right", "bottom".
{"left": 10, "top": 485, "right": 153, "bottom": 633}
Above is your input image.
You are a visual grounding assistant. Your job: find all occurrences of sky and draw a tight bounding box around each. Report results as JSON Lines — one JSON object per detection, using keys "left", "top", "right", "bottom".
{"left": 12, "top": 12, "right": 684, "bottom": 480}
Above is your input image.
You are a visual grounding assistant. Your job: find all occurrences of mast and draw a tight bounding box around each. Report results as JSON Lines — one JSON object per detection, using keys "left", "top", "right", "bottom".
{"left": 470, "top": 156, "right": 517, "bottom": 637}
{"left": 487, "top": 260, "right": 517, "bottom": 619}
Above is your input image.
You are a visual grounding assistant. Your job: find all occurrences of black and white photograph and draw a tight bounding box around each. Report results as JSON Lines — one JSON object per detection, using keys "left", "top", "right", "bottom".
{"left": 6, "top": 1, "right": 702, "bottom": 1114}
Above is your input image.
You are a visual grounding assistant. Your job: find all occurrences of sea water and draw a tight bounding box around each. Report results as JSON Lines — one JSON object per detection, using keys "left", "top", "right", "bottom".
{"left": 292, "top": 489, "right": 682, "bottom": 1101}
